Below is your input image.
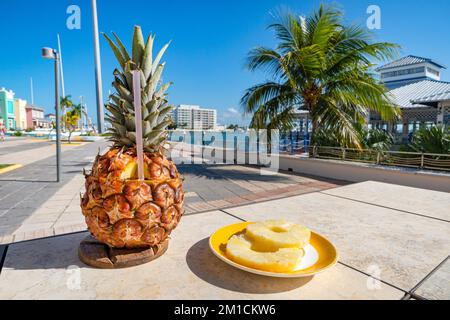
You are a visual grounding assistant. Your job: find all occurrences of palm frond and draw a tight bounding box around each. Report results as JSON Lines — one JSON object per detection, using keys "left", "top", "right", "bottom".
{"left": 242, "top": 5, "right": 401, "bottom": 150}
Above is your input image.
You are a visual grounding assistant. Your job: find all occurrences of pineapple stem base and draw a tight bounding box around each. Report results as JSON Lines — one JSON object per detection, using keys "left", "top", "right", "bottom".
{"left": 78, "top": 235, "right": 168, "bottom": 269}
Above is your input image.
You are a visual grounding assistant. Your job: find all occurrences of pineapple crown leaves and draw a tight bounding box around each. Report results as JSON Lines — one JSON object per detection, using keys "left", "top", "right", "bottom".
{"left": 103, "top": 26, "right": 173, "bottom": 152}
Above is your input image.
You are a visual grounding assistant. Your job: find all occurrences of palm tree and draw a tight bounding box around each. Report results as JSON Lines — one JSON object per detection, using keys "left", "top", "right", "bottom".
{"left": 72, "top": 103, "right": 82, "bottom": 116}
{"left": 71, "top": 103, "right": 84, "bottom": 131}
{"left": 408, "top": 126, "right": 450, "bottom": 154}
{"left": 60, "top": 95, "right": 73, "bottom": 131}
{"left": 60, "top": 95, "right": 73, "bottom": 110}
{"left": 314, "top": 126, "right": 393, "bottom": 151}
{"left": 241, "top": 5, "right": 401, "bottom": 149}
{"left": 363, "top": 128, "right": 393, "bottom": 151}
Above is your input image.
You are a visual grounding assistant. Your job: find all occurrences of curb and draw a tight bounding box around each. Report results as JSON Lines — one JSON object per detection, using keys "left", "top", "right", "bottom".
{"left": 0, "top": 164, "right": 23, "bottom": 175}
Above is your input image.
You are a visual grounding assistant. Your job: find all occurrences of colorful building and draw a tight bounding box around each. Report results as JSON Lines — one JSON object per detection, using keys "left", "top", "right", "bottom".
{"left": 0, "top": 88, "right": 16, "bottom": 130}
{"left": 26, "top": 104, "right": 49, "bottom": 129}
{"left": 14, "top": 98, "right": 28, "bottom": 130}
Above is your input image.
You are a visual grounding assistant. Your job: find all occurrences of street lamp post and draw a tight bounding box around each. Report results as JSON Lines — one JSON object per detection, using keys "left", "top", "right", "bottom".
{"left": 91, "top": 0, "right": 105, "bottom": 134}
{"left": 42, "top": 47, "right": 62, "bottom": 183}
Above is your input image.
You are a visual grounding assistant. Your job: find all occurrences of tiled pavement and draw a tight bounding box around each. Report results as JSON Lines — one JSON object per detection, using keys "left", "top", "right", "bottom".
{"left": 0, "top": 139, "right": 108, "bottom": 243}
{"left": 0, "top": 138, "right": 346, "bottom": 244}
{"left": 180, "top": 164, "right": 346, "bottom": 214}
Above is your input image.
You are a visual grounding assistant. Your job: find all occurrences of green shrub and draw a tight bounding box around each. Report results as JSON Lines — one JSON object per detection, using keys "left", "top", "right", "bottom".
{"left": 407, "top": 126, "right": 450, "bottom": 154}
{"left": 313, "top": 127, "right": 393, "bottom": 151}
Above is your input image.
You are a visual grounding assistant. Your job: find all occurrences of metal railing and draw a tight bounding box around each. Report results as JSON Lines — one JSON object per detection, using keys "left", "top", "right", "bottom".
{"left": 309, "top": 146, "right": 450, "bottom": 171}
{"left": 279, "top": 140, "right": 308, "bottom": 155}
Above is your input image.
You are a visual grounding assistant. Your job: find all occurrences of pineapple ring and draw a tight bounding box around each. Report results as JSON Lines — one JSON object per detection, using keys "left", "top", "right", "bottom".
{"left": 246, "top": 220, "right": 311, "bottom": 251}
{"left": 226, "top": 235, "right": 304, "bottom": 272}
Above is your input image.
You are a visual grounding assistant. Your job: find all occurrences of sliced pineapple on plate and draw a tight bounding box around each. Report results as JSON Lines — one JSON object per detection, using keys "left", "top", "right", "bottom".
{"left": 226, "top": 235, "right": 304, "bottom": 272}
{"left": 246, "top": 220, "right": 311, "bottom": 252}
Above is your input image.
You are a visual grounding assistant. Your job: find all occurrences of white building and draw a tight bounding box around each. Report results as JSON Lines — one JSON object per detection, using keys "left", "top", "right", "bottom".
{"left": 369, "top": 55, "right": 450, "bottom": 142}
{"left": 292, "top": 55, "right": 450, "bottom": 144}
{"left": 14, "top": 98, "right": 27, "bottom": 130}
{"left": 376, "top": 55, "right": 445, "bottom": 89}
{"left": 172, "top": 105, "right": 217, "bottom": 130}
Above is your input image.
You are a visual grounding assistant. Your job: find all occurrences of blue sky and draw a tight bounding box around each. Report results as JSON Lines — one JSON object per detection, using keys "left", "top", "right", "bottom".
{"left": 1, "top": 0, "right": 449, "bottom": 126}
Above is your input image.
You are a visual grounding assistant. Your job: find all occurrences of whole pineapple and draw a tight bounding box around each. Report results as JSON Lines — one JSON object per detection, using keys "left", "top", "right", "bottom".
{"left": 81, "top": 26, "right": 184, "bottom": 249}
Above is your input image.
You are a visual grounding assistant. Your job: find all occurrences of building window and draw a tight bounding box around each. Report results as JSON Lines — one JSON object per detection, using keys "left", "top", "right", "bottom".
{"left": 426, "top": 67, "right": 440, "bottom": 77}
{"left": 381, "top": 67, "right": 425, "bottom": 79}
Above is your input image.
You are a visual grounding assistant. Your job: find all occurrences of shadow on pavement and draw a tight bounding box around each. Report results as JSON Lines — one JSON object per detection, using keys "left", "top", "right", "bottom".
{"left": 178, "top": 163, "right": 348, "bottom": 185}
{"left": 2, "top": 232, "right": 88, "bottom": 271}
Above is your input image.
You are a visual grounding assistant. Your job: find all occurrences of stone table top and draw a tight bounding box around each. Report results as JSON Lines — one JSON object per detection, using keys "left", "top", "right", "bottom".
{"left": 0, "top": 181, "right": 448, "bottom": 300}
{"left": 322, "top": 181, "right": 450, "bottom": 221}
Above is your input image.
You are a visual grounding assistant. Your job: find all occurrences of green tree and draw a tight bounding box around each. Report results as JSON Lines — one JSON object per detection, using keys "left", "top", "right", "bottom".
{"left": 72, "top": 103, "right": 82, "bottom": 117}
{"left": 241, "top": 5, "right": 401, "bottom": 149}
{"left": 60, "top": 95, "right": 73, "bottom": 111}
{"left": 60, "top": 95, "right": 74, "bottom": 131}
{"left": 64, "top": 109, "right": 80, "bottom": 144}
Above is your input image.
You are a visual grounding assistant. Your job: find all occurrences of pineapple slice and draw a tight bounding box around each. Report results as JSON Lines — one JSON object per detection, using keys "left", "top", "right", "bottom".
{"left": 226, "top": 235, "right": 304, "bottom": 272}
{"left": 246, "top": 220, "right": 310, "bottom": 252}
{"left": 120, "top": 161, "right": 137, "bottom": 180}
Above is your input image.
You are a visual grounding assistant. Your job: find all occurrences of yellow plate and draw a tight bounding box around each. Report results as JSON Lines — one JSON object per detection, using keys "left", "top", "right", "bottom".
{"left": 209, "top": 221, "right": 338, "bottom": 278}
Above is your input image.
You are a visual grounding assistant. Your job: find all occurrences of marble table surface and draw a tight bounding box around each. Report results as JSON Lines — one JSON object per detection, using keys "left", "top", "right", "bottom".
{"left": 0, "top": 181, "right": 448, "bottom": 300}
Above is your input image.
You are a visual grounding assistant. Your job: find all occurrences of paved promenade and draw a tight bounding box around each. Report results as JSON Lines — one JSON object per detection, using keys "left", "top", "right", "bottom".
{"left": 0, "top": 137, "right": 345, "bottom": 244}
{"left": 0, "top": 138, "right": 108, "bottom": 243}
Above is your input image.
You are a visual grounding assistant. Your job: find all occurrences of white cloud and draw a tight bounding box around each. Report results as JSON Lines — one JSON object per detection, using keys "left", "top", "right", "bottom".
{"left": 227, "top": 107, "right": 239, "bottom": 115}
{"left": 220, "top": 106, "right": 251, "bottom": 126}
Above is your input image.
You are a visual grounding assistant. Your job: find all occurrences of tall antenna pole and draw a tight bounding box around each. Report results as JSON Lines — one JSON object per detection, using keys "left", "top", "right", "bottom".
{"left": 80, "top": 95, "right": 84, "bottom": 133}
{"left": 85, "top": 104, "right": 89, "bottom": 132}
{"left": 30, "top": 77, "right": 34, "bottom": 105}
{"left": 57, "top": 34, "right": 67, "bottom": 132}
{"left": 57, "top": 34, "right": 66, "bottom": 98}
{"left": 91, "top": 0, "right": 105, "bottom": 133}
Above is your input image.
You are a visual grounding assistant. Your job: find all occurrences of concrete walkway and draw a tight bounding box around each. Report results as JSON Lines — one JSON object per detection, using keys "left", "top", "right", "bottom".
{"left": 0, "top": 181, "right": 448, "bottom": 299}
{"left": 0, "top": 138, "right": 345, "bottom": 244}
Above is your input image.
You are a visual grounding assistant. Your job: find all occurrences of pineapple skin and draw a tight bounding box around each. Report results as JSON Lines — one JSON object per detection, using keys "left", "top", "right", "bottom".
{"left": 81, "top": 147, "right": 184, "bottom": 248}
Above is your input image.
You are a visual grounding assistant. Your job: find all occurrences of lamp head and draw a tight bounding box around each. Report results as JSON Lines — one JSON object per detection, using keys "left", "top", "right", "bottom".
{"left": 41, "top": 47, "right": 56, "bottom": 59}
